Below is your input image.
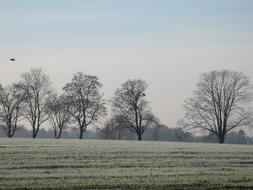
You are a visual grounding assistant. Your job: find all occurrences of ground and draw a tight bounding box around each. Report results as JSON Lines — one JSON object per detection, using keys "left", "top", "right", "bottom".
{"left": 0, "top": 139, "right": 253, "bottom": 190}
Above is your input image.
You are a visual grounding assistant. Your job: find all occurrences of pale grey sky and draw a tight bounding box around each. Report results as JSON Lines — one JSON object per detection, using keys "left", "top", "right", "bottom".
{"left": 0, "top": 0, "right": 253, "bottom": 128}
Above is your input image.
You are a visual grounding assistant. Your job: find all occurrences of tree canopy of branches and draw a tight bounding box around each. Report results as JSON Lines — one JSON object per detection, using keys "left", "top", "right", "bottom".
{"left": 184, "top": 70, "right": 253, "bottom": 144}
{"left": 48, "top": 94, "right": 71, "bottom": 139}
{"left": 0, "top": 84, "right": 25, "bottom": 137}
{"left": 112, "top": 79, "right": 158, "bottom": 141}
{"left": 17, "top": 68, "right": 53, "bottom": 138}
{"left": 63, "top": 72, "right": 106, "bottom": 139}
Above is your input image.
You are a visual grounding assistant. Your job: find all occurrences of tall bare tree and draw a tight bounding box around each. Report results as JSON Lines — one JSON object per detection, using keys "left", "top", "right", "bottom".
{"left": 63, "top": 72, "right": 106, "bottom": 139}
{"left": 17, "top": 68, "right": 53, "bottom": 138}
{"left": 184, "top": 70, "right": 253, "bottom": 144}
{"left": 48, "top": 94, "right": 71, "bottom": 139}
{"left": 112, "top": 79, "right": 158, "bottom": 141}
{"left": 0, "top": 84, "right": 25, "bottom": 137}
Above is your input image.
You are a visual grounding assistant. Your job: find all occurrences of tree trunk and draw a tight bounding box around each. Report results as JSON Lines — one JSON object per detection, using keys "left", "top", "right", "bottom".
{"left": 54, "top": 129, "right": 57, "bottom": 139}
{"left": 57, "top": 129, "right": 63, "bottom": 139}
{"left": 32, "top": 133, "right": 37, "bottom": 138}
{"left": 32, "top": 128, "right": 36, "bottom": 138}
{"left": 7, "top": 132, "right": 14, "bottom": 138}
{"left": 32, "top": 127, "right": 39, "bottom": 138}
{"left": 79, "top": 130, "right": 84, "bottom": 139}
{"left": 218, "top": 134, "right": 225, "bottom": 144}
{"left": 32, "top": 121, "right": 39, "bottom": 138}
{"left": 7, "top": 127, "right": 14, "bottom": 138}
{"left": 137, "top": 133, "right": 142, "bottom": 141}
{"left": 5, "top": 124, "right": 14, "bottom": 138}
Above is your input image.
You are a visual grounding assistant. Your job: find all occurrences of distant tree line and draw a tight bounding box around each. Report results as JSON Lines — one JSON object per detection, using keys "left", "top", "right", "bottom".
{"left": 0, "top": 68, "right": 252, "bottom": 144}
{"left": 0, "top": 125, "right": 252, "bottom": 144}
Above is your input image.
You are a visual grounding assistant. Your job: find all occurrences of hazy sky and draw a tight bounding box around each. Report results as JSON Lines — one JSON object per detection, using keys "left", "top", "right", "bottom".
{"left": 1, "top": 0, "right": 253, "bottom": 128}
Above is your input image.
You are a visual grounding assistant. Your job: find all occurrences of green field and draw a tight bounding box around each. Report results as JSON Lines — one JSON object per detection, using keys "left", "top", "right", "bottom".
{"left": 0, "top": 139, "right": 253, "bottom": 190}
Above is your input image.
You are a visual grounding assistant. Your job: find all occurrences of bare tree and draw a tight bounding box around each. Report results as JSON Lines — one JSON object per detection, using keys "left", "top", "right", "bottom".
{"left": 184, "top": 70, "right": 253, "bottom": 144}
{"left": 112, "top": 79, "right": 158, "bottom": 141}
{"left": 98, "top": 115, "right": 130, "bottom": 140}
{"left": 0, "top": 84, "right": 25, "bottom": 137}
{"left": 63, "top": 72, "right": 106, "bottom": 139}
{"left": 48, "top": 94, "right": 71, "bottom": 139}
{"left": 17, "top": 68, "right": 53, "bottom": 138}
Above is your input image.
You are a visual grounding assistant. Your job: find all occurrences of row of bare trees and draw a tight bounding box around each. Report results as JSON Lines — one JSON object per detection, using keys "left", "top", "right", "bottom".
{"left": 100, "top": 70, "right": 253, "bottom": 144}
{"left": 0, "top": 68, "right": 158, "bottom": 140}
{"left": 0, "top": 69, "right": 252, "bottom": 143}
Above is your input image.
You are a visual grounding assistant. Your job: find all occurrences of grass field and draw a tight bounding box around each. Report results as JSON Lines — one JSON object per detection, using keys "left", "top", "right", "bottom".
{"left": 0, "top": 139, "right": 253, "bottom": 190}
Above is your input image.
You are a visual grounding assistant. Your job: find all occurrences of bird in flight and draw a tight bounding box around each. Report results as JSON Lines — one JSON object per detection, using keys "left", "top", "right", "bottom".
{"left": 10, "top": 58, "right": 16, "bottom": 61}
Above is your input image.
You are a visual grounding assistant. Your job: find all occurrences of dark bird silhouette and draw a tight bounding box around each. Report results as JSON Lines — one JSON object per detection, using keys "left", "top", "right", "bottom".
{"left": 10, "top": 58, "right": 16, "bottom": 61}
{"left": 142, "top": 93, "right": 146, "bottom": 96}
